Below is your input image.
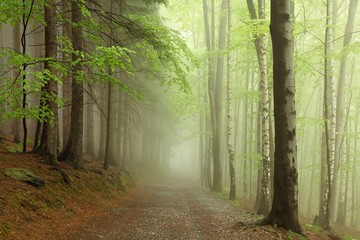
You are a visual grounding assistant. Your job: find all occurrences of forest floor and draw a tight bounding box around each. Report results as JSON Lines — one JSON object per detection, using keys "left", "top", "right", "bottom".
{"left": 0, "top": 137, "right": 359, "bottom": 240}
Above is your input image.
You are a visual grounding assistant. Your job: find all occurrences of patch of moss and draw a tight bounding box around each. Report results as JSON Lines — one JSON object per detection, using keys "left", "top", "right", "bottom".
{"left": 0, "top": 220, "right": 13, "bottom": 238}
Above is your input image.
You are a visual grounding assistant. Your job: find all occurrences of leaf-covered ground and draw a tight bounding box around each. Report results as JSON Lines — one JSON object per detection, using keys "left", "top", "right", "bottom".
{"left": 0, "top": 137, "right": 359, "bottom": 240}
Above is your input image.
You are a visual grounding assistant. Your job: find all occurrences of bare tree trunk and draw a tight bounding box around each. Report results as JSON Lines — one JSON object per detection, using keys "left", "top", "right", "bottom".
{"left": 262, "top": 0, "right": 301, "bottom": 233}
{"left": 203, "top": 0, "right": 216, "bottom": 190}
{"left": 85, "top": 86, "right": 96, "bottom": 158}
{"left": 61, "top": 0, "right": 72, "bottom": 150}
{"left": 103, "top": 82, "right": 117, "bottom": 169}
{"left": 98, "top": 83, "right": 107, "bottom": 160}
{"left": 12, "top": 24, "right": 22, "bottom": 144}
{"left": 334, "top": 0, "right": 357, "bottom": 226}
{"left": 226, "top": 0, "right": 236, "bottom": 200}
{"left": 58, "top": 0, "right": 84, "bottom": 169}
{"left": 42, "top": 0, "right": 58, "bottom": 164}
{"left": 319, "top": 0, "right": 336, "bottom": 229}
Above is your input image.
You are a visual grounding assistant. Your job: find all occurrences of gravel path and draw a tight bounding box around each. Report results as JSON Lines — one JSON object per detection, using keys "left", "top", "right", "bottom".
{"left": 63, "top": 178, "right": 286, "bottom": 240}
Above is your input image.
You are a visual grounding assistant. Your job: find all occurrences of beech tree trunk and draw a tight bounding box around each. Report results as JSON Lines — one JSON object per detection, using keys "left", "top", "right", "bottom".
{"left": 264, "top": 0, "right": 301, "bottom": 233}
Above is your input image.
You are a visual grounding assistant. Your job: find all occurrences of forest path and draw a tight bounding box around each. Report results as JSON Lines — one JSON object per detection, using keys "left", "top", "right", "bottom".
{"left": 63, "top": 176, "right": 269, "bottom": 240}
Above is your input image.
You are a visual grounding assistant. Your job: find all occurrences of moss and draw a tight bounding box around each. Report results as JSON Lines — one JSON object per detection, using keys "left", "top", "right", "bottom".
{"left": 0, "top": 220, "right": 13, "bottom": 238}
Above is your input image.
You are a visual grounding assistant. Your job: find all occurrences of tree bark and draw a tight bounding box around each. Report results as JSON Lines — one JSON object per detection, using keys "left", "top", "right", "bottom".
{"left": 226, "top": 0, "right": 236, "bottom": 200}
{"left": 263, "top": 0, "right": 301, "bottom": 233}
{"left": 12, "top": 24, "right": 22, "bottom": 144}
{"left": 334, "top": 0, "right": 357, "bottom": 226}
{"left": 58, "top": 0, "right": 84, "bottom": 169}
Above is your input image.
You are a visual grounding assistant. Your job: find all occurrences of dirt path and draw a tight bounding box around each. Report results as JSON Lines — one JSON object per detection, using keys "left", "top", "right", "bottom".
{"left": 62, "top": 177, "right": 297, "bottom": 240}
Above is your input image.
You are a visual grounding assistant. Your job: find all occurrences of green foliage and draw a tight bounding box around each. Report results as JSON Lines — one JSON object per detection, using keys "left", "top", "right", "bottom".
{"left": 0, "top": 47, "right": 64, "bottom": 124}
{"left": 127, "top": 14, "right": 197, "bottom": 93}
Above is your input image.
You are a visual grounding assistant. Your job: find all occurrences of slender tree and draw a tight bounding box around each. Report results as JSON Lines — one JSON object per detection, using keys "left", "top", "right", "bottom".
{"left": 226, "top": 0, "right": 236, "bottom": 200}
{"left": 212, "top": 0, "right": 228, "bottom": 192}
{"left": 334, "top": 0, "right": 358, "bottom": 226}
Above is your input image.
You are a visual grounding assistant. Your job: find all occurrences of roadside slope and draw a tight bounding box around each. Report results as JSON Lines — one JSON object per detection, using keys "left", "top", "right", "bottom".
{"left": 0, "top": 139, "right": 133, "bottom": 240}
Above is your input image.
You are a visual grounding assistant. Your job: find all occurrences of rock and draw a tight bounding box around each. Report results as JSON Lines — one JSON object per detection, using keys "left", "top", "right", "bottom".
{"left": 4, "top": 168, "right": 45, "bottom": 187}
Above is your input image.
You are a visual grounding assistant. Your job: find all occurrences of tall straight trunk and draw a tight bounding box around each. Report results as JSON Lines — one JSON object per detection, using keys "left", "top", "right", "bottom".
{"left": 351, "top": 97, "right": 359, "bottom": 228}
{"left": 242, "top": 67, "right": 249, "bottom": 198}
{"left": 319, "top": 0, "right": 336, "bottom": 229}
{"left": 199, "top": 75, "right": 206, "bottom": 186}
{"left": 247, "top": 0, "right": 271, "bottom": 212}
{"left": 98, "top": 82, "right": 107, "bottom": 160}
{"left": 21, "top": 0, "right": 35, "bottom": 152}
{"left": 203, "top": 0, "right": 216, "bottom": 190}
{"left": 226, "top": 0, "right": 236, "bottom": 200}
{"left": 262, "top": 0, "right": 301, "bottom": 233}
{"left": 104, "top": 82, "right": 117, "bottom": 169}
{"left": 61, "top": 0, "right": 72, "bottom": 150}
{"left": 205, "top": 116, "right": 213, "bottom": 188}
{"left": 212, "top": 0, "right": 227, "bottom": 193}
{"left": 41, "top": 0, "right": 58, "bottom": 164}
{"left": 12, "top": 24, "right": 22, "bottom": 144}
{"left": 85, "top": 86, "right": 96, "bottom": 158}
{"left": 117, "top": 91, "right": 124, "bottom": 167}
{"left": 256, "top": 0, "right": 271, "bottom": 215}
{"left": 334, "top": 0, "right": 357, "bottom": 226}
{"left": 58, "top": 0, "right": 84, "bottom": 169}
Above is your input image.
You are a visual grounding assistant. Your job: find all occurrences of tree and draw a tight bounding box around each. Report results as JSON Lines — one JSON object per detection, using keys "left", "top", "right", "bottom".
{"left": 212, "top": 0, "right": 228, "bottom": 193}
{"left": 260, "top": 0, "right": 302, "bottom": 233}
{"left": 58, "top": 0, "right": 85, "bottom": 169}
{"left": 334, "top": 0, "right": 358, "bottom": 226}
{"left": 226, "top": 0, "right": 236, "bottom": 200}
{"left": 35, "top": 0, "right": 58, "bottom": 165}
{"left": 246, "top": 0, "right": 271, "bottom": 215}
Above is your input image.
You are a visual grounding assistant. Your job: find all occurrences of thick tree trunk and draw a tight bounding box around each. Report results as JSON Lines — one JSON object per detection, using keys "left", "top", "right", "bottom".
{"left": 45, "top": 0, "right": 58, "bottom": 164}
{"left": 212, "top": 0, "right": 228, "bottom": 193}
{"left": 58, "top": 0, "right": 84, "bottom": 169}
{"left": 35, "top": 0, "right": 58, "bottom": 165}
{"left": 263, "top": 0, "right": 301, "bottom": 233}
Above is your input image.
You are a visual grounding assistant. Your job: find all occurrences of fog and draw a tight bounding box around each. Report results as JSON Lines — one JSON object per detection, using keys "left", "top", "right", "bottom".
{"left": 0, "top": 0, "right": 360, "bottom": 235}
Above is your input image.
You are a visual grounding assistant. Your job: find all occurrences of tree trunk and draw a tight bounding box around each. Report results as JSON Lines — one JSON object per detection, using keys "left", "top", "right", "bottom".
{"left": 226, "top": 0, "right": 236, "bottom": 200}
{"left": 103, "top": 82, "right": 117, "bottom": 169}
{"left": 85, "top": 86, "right": 96, "bottom": 158}
{"left": 263, "top": 0, "right": 301, "bottom": 233}
{"left": 12, "top": 24, "right": 22, "bottom": 144}
{"left": 58, "top": 0, "right": 84, "bottom": 169}
{"left": 212, "top": 0, "right": 228, "bottom": 193}
{"left": 203, "top": 0, "right": 216, "bottom": 191}
{"left": 61, "top": 0, "right": 72, "bottom": 151}
{"left": 325, "top": 0, "right": 337, "bottom": 226}
{"left": 334, "top": 0, "right": 357, "bottom": 226}
{"left": 35, "top": 0, "right": 58, "bottom": 165}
